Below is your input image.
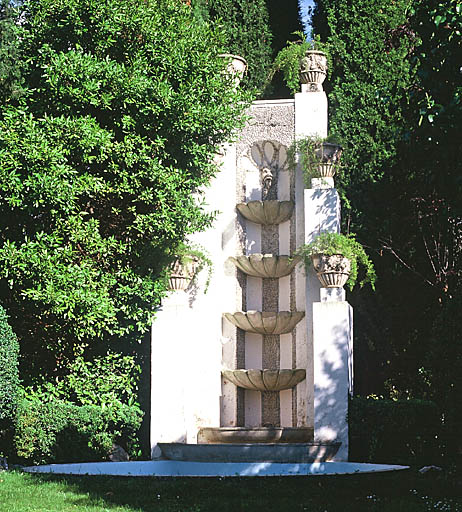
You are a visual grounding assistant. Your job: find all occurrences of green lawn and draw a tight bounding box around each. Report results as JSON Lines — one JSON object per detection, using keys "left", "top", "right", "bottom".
{"left": 0, "top": 468, "right": 461, "bottom": 512}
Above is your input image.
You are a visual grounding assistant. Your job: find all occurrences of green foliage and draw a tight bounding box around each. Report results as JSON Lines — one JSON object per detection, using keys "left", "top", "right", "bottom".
{"left": 0, "top": 1, "right": 24, "bottom": 104}
{"left": 0, "top": 305, "right": 19, "bottom": 454}
{"left": 14, "top": 399, "right": 143, "bottom": 465}
{"left": 270, "top": 32, "right": 330, "bottom": 95}
{"left": 23, "top": 352, "right": 141, "bottom": 409}
{"left": 311, "top": 0, "right": 413, "bottom": 215}
{"left": 265, "top": 0, "right": 303, "bottom": 58}
{"left": 419, "top": 295, "right": 462, "bottom": 456}
{"left": 349, "top": 396, "right": 441, "bottom": 465}
{"left": 287, "top": 134, "right": 343, "bottom": 183}
{"left": 264, "top": 0, "right": 304, "bottom": 97}
{"left": 0, "top": 0, "right": 250, "bottom": 384}
{"left": 296, "top": 232, "right": 376, "bottom": 290}
{"left": 311, "top": 0, "right": 462, "bottom": 421}
{"left": 190, "top": 0, "right": 273, "bottom": 94}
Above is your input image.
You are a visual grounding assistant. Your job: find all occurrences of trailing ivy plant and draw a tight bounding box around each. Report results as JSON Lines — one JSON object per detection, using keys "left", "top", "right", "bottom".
{"left": 269, "top": 31, "right": 331, "bottom": 95}
{"left": 296, "top": 232, "right": 376, "bottom": 291}
{"left": 287, "top": 134, "right": 343, "bottom": 185}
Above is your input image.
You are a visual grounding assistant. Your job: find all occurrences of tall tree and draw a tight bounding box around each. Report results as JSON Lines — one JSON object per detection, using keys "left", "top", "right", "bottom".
{"left": 265, "top": 0, "right": 304, "bottom": 97}
{"left": 311, "top": 0, "right": 462, "bottom": 429}
{"left": 0, "top": 0, "right": 23, "bottom": 104}
{"left": 0, "top": 0, "right": 249, "bottom": 385}
{"left": 191, "top": 0, "right": 273, "bottom": 94}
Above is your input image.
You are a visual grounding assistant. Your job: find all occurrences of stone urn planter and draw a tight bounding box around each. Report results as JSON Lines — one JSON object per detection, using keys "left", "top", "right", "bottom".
{"left": 299, "top": 50, "right": 327, "bottom": 92}
{"left": 295, "top": 232, "right": 376, "bottom": 291}
{"left": 219, "top": 54, "right": 247, "bottom": 87}
{"left": 168, "top": 257, "right": 199, "bottom": 291}
{"left": 311, "top": 253, "right": 351, "bottom": 288}
{"left": 314, "top": 142, "right": 343, "bottom": 177}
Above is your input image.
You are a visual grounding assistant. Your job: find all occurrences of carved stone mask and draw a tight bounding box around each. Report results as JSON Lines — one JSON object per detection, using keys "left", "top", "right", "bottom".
{"left": 261, "top": 167, "right": 274, "bottom": 199}
{"left": 249, "top": 140, "right": 288, "bottom": 201}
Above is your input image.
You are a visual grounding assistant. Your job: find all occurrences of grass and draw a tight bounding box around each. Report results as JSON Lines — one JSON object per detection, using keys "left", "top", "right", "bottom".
{"left": 0, "top": 467, "right": 461, "bottom": 512}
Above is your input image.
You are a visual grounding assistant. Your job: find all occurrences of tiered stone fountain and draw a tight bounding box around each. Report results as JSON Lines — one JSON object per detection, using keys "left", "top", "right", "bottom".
{"left": 150, "top": 82, "right": 352, "bottom": 463}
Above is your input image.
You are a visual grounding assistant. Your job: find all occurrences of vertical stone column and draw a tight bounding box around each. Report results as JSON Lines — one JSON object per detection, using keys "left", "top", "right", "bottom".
{"left": 150, "top": 292, "right": 189, "bottom": 458}
{"left": 294, "top": 90, "right": 328, "bottom": 430}
{"left": 221, "top": 142, "right": 245, "bottom": 428}
{"left": 303, "top": 186, "right": 341, "bottom": 434}
{"left": 296, "top": 89, "right": 353, "bottom": 460}
{"left": 313, "top": 289, "right": 353, "bottom": 461}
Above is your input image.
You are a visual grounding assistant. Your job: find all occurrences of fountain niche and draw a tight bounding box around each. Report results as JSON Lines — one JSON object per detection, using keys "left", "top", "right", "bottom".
{"left": 151, "top": 90, "right": 353, "bottom": 464}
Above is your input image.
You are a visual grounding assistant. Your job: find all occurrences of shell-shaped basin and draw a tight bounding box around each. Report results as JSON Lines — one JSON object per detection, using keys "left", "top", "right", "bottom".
{"left": 229, "top": 254, "right": 301, "bottom": 278}
{"left": 222, "top": 369, "right": 306, "bottom": 391}
{"left": 223, "top": 311, "right": 305, "bottom": 335}
{"left": 236, "top": 200, "right": 294, "bottom": 225}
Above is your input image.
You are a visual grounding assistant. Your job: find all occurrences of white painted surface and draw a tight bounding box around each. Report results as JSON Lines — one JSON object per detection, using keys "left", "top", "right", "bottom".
{"left": 243, "top": 152, "right": 263, "bottom": 427}
{"left": 244, "top": 332, "right": 262, "bottom": 426}
{"left": 313, "top": 301, "right": 353, "bottom": 462}
{"left": 278, "top": 169, "right": 291, "bottom": 202}
{"left": 277, "top": 162, "right": 292, "bottom": 428}
{"left": 150, "top": 95, "right": 355, "bottom": 463}
{"left": 320, "top": 288, "right": 346, "bottom": 302}
{"left": 151, "top": 293, "right": 190, "bottom": 457}
{"left": 278, "top": 221, "right": 290, "bottom": 255}
{"left": 279, "top": 332, "right": 293, "bottom": 427}
{"left": 304, "top": 188, "right": 340, "bottom": 241}
{"left": 151, "top": 141, "right": 238, "bottom": 452}
{"left": 311, "top": 177, "right": 335, "bottom": 189}
{"left": 294, "top": 90, "right": 329, "bottom": 431}
{"left": 23, "top": 461, "right": 409, "bottom": 477}
{"left": 294, "top": 92, "right": 328, "bottom": 139}
{"left": 294, "top": 164, "right": 309, "bottom": 428}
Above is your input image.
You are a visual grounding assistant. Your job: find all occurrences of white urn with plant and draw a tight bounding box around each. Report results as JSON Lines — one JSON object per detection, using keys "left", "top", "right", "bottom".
{"left": 296, "top": 232, "right": 376, "bottom": 290}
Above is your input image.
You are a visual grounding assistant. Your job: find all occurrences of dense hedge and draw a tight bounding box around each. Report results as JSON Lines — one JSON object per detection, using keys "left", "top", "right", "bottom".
{"left": 14, "top": 400, "right": 143, "bottom": 465}
{"left": 349, "top": 397, "right": 441, "bottom": 465}
{"left": 0, "top": 305, "right": 19, "bottom": 426}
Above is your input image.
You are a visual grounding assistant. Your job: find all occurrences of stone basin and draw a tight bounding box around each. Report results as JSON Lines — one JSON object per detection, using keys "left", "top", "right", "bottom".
{"left": 223, "top": 311, "right": 305, "bottom": 334}
{"left": 222, "top": 369, "right": 306, "bottom": 391}
{"left": 198, "top": 427, "right": 314, "bottom": 444}
{"left": 229, "top": 254, "right": 301, "bottom": 278}
{"left": 236, "top": 200, "right": 294, "bottom": 225}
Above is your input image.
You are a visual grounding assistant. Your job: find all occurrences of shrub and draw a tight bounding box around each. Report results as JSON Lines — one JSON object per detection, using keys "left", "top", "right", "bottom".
{"left": 0, "top": 305, "right": 19, "bottom": 442}
{"left": 23, "top": 351, "right": 141, "bottom": 409}
{"left": 349, "top": 396, "right": 441, "bottom": 465}
{"left": 14, "top": 399, "right": 143, "bottom": 465}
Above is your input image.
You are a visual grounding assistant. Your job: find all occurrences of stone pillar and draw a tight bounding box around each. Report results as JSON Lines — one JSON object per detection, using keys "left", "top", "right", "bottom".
{"left": 313, "top": 290, "right": 353, "bottom": 461}
{"left": 150, "top": 292, "right": 189, "bottom": 458}
{"left": 296, "top": 88, "right": 353, "bottom": 460}
{"left": 294, "top": 90, "right": 329, "bottom": 431}
{"left": 294, "top": 91, "right": 328, "bottom": 139}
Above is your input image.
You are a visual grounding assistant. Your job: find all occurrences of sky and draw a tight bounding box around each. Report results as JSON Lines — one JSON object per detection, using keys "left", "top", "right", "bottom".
{"left": 299, "top": 0, "right": 315, "bottom": 33}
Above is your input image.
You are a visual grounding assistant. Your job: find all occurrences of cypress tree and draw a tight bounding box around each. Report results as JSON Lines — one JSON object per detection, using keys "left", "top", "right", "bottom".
{"left": 191, "top": 0, "right": 273, "bottom": 95}
{"left": 265, "top": 0, "right": 304, "bottom": 97}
